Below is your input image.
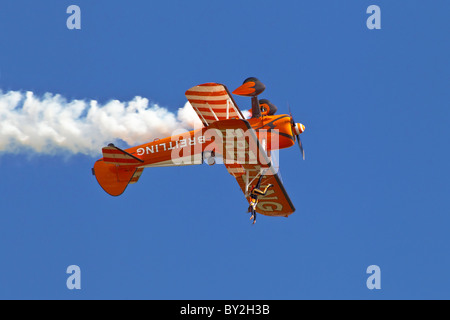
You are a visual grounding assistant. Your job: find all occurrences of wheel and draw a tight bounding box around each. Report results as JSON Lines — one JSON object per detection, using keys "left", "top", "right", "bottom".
{"left": 207, "top": 157, "right": 216, "bottom": 166}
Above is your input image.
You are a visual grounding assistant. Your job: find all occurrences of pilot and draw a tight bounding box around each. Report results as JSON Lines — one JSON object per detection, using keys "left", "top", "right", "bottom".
{"left": 247, "top": 183, "right": 273, "bottom": 224}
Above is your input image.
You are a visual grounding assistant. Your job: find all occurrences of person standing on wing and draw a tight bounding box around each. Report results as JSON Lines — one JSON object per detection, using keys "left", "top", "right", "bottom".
{"left": 247, "top": 174, "right": 273, "bottom": 224}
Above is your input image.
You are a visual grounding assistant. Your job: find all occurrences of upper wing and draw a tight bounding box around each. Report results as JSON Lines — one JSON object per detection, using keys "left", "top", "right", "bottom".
{"left": 209, "top": 119, "right": 295, "bottom": 217}
{"left": 185, "top": 83, "right": 245, "bottom": 126}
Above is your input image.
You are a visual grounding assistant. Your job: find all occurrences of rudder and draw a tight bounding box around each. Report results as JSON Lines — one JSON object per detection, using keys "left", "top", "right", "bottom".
{"left": 93, "top": 160, "right": 137, "bottom": 196}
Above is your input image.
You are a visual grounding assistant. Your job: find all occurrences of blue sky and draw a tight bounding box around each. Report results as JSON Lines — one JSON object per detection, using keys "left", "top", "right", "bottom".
{"left": 0, "top": 0, "right": 449, "bottom": 299}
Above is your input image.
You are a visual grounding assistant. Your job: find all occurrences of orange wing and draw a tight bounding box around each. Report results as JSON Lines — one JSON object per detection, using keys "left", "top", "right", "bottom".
{"left": 209, "top": 119, "right": 295, "bottom": 217}
{"left": 185, "top": 83, "right": 245, "bottom": 126}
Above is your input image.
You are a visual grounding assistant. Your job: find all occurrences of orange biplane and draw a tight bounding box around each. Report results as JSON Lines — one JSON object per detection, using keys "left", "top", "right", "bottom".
{"left": 93, "top": 78, "right": 306, "bottom": 223}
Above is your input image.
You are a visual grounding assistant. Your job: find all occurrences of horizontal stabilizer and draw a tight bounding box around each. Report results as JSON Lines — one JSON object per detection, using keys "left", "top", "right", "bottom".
{"left": 102, "top": 144, "right": 143, "bottom": 166}
{"left": 129, "top": 167, "right": 144, "bottom": 184}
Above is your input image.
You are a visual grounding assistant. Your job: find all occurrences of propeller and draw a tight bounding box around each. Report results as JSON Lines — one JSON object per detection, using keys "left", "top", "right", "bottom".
{"left": 288, "top": 104, "right": 306, "bottom": 160}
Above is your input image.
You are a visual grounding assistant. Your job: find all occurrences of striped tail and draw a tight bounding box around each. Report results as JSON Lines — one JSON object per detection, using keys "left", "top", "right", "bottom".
{"left": 92, "top": 144, "right": 144, "bottom": 196}
{"left": 102, "top": 144, "right": 143, "bottom": 166}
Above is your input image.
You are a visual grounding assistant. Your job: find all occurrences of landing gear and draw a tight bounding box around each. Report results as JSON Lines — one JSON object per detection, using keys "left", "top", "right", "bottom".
{"left": 207, "top": 157, "right": 216, "bottom": 166}
{"left": 203, "top": 150, "right": 216, "bottom": 166}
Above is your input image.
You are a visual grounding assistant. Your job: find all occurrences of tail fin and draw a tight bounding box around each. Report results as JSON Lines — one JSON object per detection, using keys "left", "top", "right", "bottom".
{"left": 93, "top": 160, "right": 137, "bottom": 196}
{"left": 93, "top": 144, "right": 144, "bottom": 196}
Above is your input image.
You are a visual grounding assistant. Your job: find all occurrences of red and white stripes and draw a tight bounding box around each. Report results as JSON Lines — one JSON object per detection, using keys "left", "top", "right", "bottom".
{"left": 102, "top": 146, "right": 143, "bottom": 165}
{"left": 185, "top": 83, "right": 243, "bottom": 126}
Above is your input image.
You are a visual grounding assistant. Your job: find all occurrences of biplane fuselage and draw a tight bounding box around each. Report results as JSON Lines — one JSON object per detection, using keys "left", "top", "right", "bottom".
{"left": 122, "top": 114, "right": 295, "bottom": 168}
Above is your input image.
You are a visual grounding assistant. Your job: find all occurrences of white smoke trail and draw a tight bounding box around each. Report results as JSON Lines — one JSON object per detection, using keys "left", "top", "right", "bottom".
{"left": 0, "top": 90, "right": 203, "bottom": 156}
